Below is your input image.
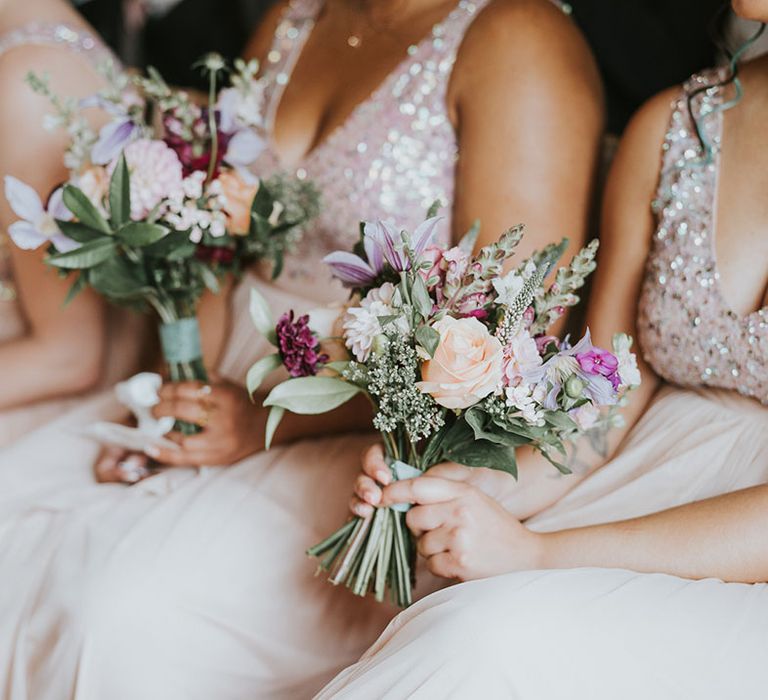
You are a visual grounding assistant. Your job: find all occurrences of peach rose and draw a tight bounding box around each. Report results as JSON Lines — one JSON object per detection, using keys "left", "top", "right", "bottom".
{"left": 417, "top": 316, "right": 503, "bottom": 409}
{"left": 218, "top": 170, "right": 259, "bottom": 234}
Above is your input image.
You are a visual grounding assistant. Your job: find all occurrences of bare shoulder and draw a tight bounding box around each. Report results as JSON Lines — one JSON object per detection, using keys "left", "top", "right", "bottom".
{"left": 241, "top": 0, "right": 292, "bottom": 63}
{"left": 452, "top": 0, "right": 600, "bottom": 94}
{"left": 610, "top": 86, "right": 680, "bottom": 194}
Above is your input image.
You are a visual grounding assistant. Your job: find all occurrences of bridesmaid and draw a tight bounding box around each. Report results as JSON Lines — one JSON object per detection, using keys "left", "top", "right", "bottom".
{"left": 0, "top": 0, "right": 604, "bottom": 697}
{"left": 0, "top": 0, "right": 148, "bottom": 448}
{"left": 320, "top": 3, "right": 768, "bottom": 698}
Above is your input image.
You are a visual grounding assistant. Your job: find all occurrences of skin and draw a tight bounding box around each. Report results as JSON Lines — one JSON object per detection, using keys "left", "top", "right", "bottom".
{"left": 0, "top": 0, "right": 113, "bottom": 409}
{"left": 98, "top": 0, "right": 604, "bottom": 480}
{"left": 354, "top": 0, "right": 768, "bottom": 584}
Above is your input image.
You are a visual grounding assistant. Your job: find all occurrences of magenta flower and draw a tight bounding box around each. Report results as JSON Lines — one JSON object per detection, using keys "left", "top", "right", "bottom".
{"left": 576, "top": 347, "right": 621, "bottom": 390}
{"left": 276, "top": 311, "right": 328, "bottom": 377}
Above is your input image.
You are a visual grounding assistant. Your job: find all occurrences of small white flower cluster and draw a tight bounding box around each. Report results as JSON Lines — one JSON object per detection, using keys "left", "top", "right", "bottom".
{"left": 165, "top": 172, "right": 228, "bottom": 242}
{"left": 505, "top": 383, "right": 546, "bottom": 426}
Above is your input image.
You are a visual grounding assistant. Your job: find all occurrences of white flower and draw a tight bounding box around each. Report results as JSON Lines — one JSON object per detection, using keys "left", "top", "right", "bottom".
{"left": 182, "top": 171, "right": 206, "bottom": 200}
{"left": 492, "top": 270, "right": 525, "bottom": 307}
{"left": 503, "top": 328, "right": 543, "bottom": 386}
{"left": 613, "top": 333, "right": 642, "bottom": 388}
{"left": 343, "top": 283, "right": 407, "bottom": 362}
{"left": 570, "top": 403, "right": 600, "bottom": 431}
{"left": 505, "top": 384, "right": 545, "bottom": 426}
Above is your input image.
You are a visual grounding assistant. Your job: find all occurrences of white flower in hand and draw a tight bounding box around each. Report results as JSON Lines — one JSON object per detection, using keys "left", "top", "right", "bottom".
{"left": 613, "top": 333, "right": 642, "bottom": 388}
{"left": 115, "top": 372, "right": 175, "bottom": 438}
{"left": 3, "top": 176, "right": 78, "bottom": 252}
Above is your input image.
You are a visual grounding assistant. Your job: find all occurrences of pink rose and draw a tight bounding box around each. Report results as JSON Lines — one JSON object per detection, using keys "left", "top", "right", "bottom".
{"left": 419, "top": 245, "right": 444, "bottom": 289}
{"left": 417, "top": 316, "right": 503, "bottom": 409}
{"left": 442, "top": 246, "right": 470, "bottom": 289}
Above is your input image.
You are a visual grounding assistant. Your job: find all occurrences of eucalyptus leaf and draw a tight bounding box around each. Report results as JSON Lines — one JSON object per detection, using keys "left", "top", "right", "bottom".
{"left": 109, "top": 153, "right": 130, "bottom": 228}
{"left": 447, "top": 439, "right": 518, "bottom": 478}
{"left": 249, "top": 287, "right": 277, "bottom": 343}
{"left": 56, "top": 220, "right": 103, "bottom": 244}
{"left": 265, "top": 405, "right": 285, "bottom": 449}
{"left": 543, "top": 410, "right": 579, "bottom": 432}
{"left": 458, "top": 219, "right": 480, "bottom": 253}
{"left": 264, "top": 376, "right": 361, "bottom": 414}
{"left": 47, "top": 238, "right": 117, "bottom": 270}
{"left": 88, "top": 256, "right": 150, "bottom": 300}
{"left": 62, "top": 185, "right": 112, "bottom": 234}
{"left": 464, "top": 409, "right": 529, "bottom": 448}
{"left": 118, "top": 222, "right": 169, "bottom": 247}
{"left": 246, "top": 353, "right": 282, "bottom": 396}
{"left": 414, "top": 324, "right": 440, "bottom": 358}
{"left": 144, "top": 230, "right": 194, "bottom": 258}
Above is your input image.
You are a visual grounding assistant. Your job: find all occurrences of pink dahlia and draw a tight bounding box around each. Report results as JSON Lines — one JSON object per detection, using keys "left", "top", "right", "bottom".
{"left": 276, "top": 311, "right": 328, "bottom": 377}
{"left": 119, "top": 139, "right": 184, "bottom": 220}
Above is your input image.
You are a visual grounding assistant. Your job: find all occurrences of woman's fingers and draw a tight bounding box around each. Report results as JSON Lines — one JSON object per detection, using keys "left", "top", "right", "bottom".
{"left": 353, "top": 474, "right": 382, "bottom": 506}
{"left": 417, "top": 525, "right": 452, "bottom": 558}
{"left": 94, "top": 449, "right": 150, "bottom": 484}
{"left": 349, "top": 495, "right": 374, "bottom": 519}
{"left": 424, "top": 551, "right": 462, "bottom": 580}
{"left": 362, "top": 443, "right": 391, "bottom": 484}
{"left": 381, "top": 476, "right": 467, "bottom": 508}
{"left": 405, "top": 502, "right": 452, "bottom": 537}
{"left": 158, "top": 381, "right": 212, "bottom": 402}
{"left": 427, "top": 462, "right": 473, "bottom": 482}
{"left": 152, "top": 398, "right": 211, "bottom": 426}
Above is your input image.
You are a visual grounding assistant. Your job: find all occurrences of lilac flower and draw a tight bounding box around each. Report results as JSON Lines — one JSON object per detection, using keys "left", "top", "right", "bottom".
{"left": 91, "top": 119, "right": 139, "bottom": 165}
{"left": 276, "top": 311, "right": 328, "bottom": 377}
{"left": 3, "top": 177, "right": 78, "bottom": 252}
{"left": 324, "top": 216, "right": 441, "bottom": 287}
{"left": 575, "top": 347, "right": 621, "bottom": 390}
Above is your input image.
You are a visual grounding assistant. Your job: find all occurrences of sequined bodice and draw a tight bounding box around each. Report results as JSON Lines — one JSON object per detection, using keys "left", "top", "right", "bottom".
{"left": 0, "top": 23, "right": 111, "bottom": 324}
{"left": 638, "top": 70, "right": 768, "bottom": 405}
{"left": 249, "top": 0, "right": 489, "bottom": 299}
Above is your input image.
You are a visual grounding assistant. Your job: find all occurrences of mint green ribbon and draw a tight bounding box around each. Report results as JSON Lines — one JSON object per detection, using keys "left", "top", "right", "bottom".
{"left": 159, "top": 319, "right": 202, "bottom": 364}
{"left": 387, "top": 459, "right": 423, "bottom": 513}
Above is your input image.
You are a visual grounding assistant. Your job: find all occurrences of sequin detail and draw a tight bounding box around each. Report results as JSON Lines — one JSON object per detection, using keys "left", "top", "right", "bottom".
{"left": 0, "top": 23, "right": 112, "bottom": 306}
{"left": 638, "top": 69, "right": 768, "bottom": 405}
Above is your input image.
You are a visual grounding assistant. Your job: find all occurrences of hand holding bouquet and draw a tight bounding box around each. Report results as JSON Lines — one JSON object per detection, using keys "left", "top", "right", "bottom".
{"left": 248, "top": 214, "right": 640, "bottom": 606}
{"left": 4, "top": 55, "right": 318, "bottom": 432}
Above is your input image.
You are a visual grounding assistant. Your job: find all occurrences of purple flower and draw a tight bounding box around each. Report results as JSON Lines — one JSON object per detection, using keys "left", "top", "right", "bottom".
{"left": 91, "top": 119, "right": 139, "bottom": 165}
{"left": 276, "top": 311, "right": 328, "bottom": 377}
{"left": 324, "top": 216, "right": 442, "bottom": 287}
{"left": 575, "top": 347, "right": 621, "bottom": 390}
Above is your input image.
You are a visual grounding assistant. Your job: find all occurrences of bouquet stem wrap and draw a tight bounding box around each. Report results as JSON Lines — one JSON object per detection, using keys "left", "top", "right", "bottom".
{"left": 159, "top": 316, "right": 208, "bottom": 435}
{"left": 307, "top": 450, "right": 424, "bottom": 608}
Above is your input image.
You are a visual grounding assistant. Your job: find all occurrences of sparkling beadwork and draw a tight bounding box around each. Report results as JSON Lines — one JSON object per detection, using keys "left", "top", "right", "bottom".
{"left": 637, "top": 68, "right": 768, "bottom": 405}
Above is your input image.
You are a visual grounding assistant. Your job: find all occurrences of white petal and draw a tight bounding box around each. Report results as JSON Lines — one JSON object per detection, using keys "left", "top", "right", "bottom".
{"left": 51, "top": 233, "right": 81, "bottom": 253}
{"left": 47, "top": 186, "right": 72, "bottom": 221}
{"left": 4, "top": 176, "right": 44, "bottom": 222}
{"left": 226, "top": 129, "right": 266, "bottom": 166}
{"left": 7, "top": 221, "right": 46, "bottom": 250}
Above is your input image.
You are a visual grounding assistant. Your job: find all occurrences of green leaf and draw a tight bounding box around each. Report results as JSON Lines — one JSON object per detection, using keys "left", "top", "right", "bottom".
{"left": 62, "top": 185, "right": 112, "bottom": 234}
{"left": 415, "top": 324, "right": 440, "bottom": 358}
{"left": 543, "top": 410, "right": 579, "bottom": 432}
{"left": 144, "top": 230, "right": 194, "bottom": 258}
{"left": 246, "top": 353, "right": 282, "bottom": 396}
{"left": 56, "top": 220, "right": 104, "bottom": 244}
{"left": 197, "top": 261, "right": 220, "bottom": 294}
{"left": 446, "top": 439, "right": 518, "bottom": 478}
{"left": 325, "top": 360, "right": 351, "bottom": 374}
{"left": 464, "top": 409, "right": 529, "bottom": 448}
{"left": 264, "top": 376, "right": 361, "bottom": 414}
{"left": 250, "top": 182, "right": 274, "bottom": 219}
{"left": 88, "top": 256, "right": 151, "bottom": 300}
{"left": 109, "top": 153, "right": 130, "bottom": 228}
{"left": 117, "top": 222, "right": 169, "bottom": 247}
{"left": 47, "top": 238, "right": 117, "bottom": 270}
{"left": 425, "top": 200, "right": 441, "bottom": 219}
{"left": 249, "top": 287, "right": 276, "bottom": 343}
{"left": 264, "top": 406, "right": 285, "bottom": 450}
{"left": 411, "top": 273, "right": 433, "bottom": 319}
{"left": 63, "top": 272, "right": 88, "bottom": 305}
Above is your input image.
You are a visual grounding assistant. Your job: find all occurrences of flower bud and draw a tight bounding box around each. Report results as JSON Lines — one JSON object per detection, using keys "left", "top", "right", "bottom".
{"left": 372, "top": 334, "right": 390, "bottom": 356}
{"left": 564, "top": 374, "right": 585, "bottom": 399}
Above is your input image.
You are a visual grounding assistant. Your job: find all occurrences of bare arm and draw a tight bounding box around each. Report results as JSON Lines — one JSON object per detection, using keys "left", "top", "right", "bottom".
{"left": 485, "top": 88, "right": 683, "bottom": 518}
{"left": 0, "top": 44, "right": 111, "bottom": 409}
{"left": 539, "top": 485, "right": 768, "bottom": 583}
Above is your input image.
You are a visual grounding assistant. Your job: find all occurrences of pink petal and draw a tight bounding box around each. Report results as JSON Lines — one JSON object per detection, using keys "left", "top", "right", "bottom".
{"left": 412, "top": 216, "right": 442, "bottom": 257}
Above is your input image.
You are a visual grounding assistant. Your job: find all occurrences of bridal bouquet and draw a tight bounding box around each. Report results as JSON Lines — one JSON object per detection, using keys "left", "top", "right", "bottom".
{"left": 3, "top": 55, "right": 318, "bottom": 432}
{"left": 248, "top": 216, "right": 640, "bottom": 606}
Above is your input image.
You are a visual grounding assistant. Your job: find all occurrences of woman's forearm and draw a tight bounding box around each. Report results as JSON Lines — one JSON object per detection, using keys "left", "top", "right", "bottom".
{"left": 537, "top": 484, "right": 768, "bottom": 583}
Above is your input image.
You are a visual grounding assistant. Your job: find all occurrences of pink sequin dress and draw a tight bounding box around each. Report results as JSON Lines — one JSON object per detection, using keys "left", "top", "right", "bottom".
{"left": 316, "top": 69, "right": 768, "bottom": 699}
{"left": 0, "top": 23, "right": 150, "bottom": 447}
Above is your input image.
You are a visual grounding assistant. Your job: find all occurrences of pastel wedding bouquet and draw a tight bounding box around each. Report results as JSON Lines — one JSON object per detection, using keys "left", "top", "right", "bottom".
{"left": 3, "top": 55, "right": 318, "bottom": 432}
{"left": 248, "top": 214, "right": 641, "bottom": 607}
